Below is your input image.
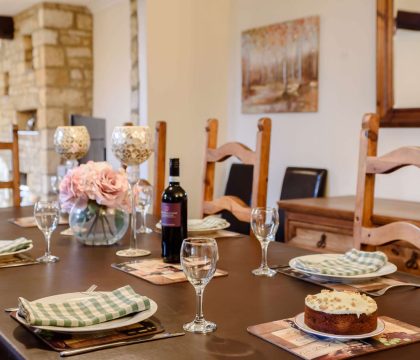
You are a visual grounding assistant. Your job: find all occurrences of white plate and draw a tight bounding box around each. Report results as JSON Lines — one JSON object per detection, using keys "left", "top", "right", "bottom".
{"left": 15, "top": 292, "right": 158, "bottom": 333}
{"left": 294, "top": 312, "right": 385, "bottom": 340}
{"left": 156, "top": 219, "right": 230, "bottom": 235}
{"left": 0, "top": 244, "right": 33, "bottom": 257}
{"left": 289, "top": 254, "right": 397, "bottom": 283}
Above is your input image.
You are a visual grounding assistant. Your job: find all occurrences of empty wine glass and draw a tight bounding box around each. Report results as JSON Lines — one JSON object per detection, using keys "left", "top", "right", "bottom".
{"left": 136, "top": 183, "right": 153, "bottom": 234}
{"left": 181, "top": 237, "right": 218, "bottom": 334}
{"left": 251, "top": 207, "right": 279, "bottom": 277}
{"left": 34, "top": 200, "right": 60, "bottom": 263}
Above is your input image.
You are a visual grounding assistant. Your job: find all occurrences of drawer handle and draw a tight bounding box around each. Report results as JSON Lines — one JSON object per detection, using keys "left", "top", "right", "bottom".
{"left": 316, "top": 234, "right": 327, "bottom": 248}
{"left": 405, "top": 251, "right": 419, "bottom": 270}
{"left": 391, "top": 247, "right": 399, "bottom": 256}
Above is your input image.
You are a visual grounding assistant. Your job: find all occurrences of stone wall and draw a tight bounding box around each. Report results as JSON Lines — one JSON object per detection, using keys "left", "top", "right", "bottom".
{"left": 130, "top": 0, "right": 139, "bottom": 123}
{"left": 0, "top": 2, "right": 93, "bottom": 197}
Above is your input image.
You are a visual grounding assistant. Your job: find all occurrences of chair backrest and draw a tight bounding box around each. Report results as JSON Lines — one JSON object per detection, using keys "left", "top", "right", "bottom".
{"left": 70, "top": 115, "right": 106, "bottom": 162}
{"left": 354, "top": 113, "right": 420, "bottom": 249}
{"left": 0, "top": 125, "right": 20, "bottom": 207}
{"left": 276, "top": 166, "right": 327, "bottom": 241}
{"left": 201, "top": 117, "right": 271, "bottom": 225}
{"left": 221, "top": 163, "right": 254, "bottom": 234}
{"left": 121, "top": 121, "right": 166, "bottom": 216}
{"left": 280, "top": 167, "right": 327, "bottom": 200}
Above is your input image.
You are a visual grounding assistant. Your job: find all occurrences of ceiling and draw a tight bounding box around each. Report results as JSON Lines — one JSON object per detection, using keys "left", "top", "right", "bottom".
{"left": 0, "top": 0, "right": 120, "bottom": 16}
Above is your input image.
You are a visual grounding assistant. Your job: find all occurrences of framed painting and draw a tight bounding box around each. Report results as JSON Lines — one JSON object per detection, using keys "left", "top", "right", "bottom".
{"left": 242, "top": 16, "right": 320, "bottom": 113}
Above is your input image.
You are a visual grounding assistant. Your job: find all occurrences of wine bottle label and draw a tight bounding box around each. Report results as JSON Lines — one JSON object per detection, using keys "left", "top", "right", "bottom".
{"left": 161, "top": 203, "right": 181, "bottom": 227}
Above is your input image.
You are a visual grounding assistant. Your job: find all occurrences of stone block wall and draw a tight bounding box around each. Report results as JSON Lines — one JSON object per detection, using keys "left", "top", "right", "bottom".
{"left": 0, "top": 2, "right": 93, "bottom": 198}
{"left": 130, "top": 0, "right": 140, "bottom": 123}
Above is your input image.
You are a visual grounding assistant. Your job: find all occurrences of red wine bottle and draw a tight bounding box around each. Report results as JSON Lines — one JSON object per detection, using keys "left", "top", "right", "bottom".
{"left": 161, "top": 158, "right": 188, "bottom": 263}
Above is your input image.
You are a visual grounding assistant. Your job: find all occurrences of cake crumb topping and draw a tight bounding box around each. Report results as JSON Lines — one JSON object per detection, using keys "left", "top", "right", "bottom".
{"left": 305, "top": 290, "right": 377, "bottom": 316}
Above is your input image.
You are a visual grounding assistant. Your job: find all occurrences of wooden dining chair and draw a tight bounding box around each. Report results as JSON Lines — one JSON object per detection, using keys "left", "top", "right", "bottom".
{"left": 201, "top": 117, "right": 271, "bottom": 225}
{"left": 0, "top": 125, "right": 20, "bottom": 207}
{"left": 353, "top": 113, "right": 420, "bottom": 269}
{"left": 122, "top": 121, "right": 166, "bottom": 216}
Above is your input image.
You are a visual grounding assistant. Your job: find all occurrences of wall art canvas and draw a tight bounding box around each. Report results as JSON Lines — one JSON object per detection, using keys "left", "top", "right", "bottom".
{"left": 242, "top": 16, "right": 319, "bottom": 113}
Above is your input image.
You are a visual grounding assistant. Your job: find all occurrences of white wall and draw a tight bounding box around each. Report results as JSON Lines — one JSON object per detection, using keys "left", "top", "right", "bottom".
{"left": 144, "top": 0, "right": 231, "bottom": 217}
{"left": 228, "top": 0, "right": 420, "bottom": 207}
{"left": 93, "top": 0, "right": 131, "bottom": 169}
{"left": 93, "top": 0, "right": 420, "bottom": 217}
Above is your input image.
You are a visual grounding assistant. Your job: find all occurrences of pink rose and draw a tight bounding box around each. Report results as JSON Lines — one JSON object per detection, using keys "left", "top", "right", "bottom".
{"left": 58, "top": 161, "right": 130, "bottom": 212}
{"left": 59, "top": 168, "right": 88, "bottom": 212}
{"left": 92, "top": 168, "right": 129, "bottom": 208}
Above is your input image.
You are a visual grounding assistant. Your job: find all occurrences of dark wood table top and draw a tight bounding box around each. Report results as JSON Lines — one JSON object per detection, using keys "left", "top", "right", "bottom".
{"left": 278, "top": 195, "right": 420, "bottom": 225}
{"left": 0, "top": 206, "right": 419, "bottom": 359}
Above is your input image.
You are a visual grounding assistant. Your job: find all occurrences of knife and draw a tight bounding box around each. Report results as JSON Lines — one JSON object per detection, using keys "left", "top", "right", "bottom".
{"left": 59, "top": 332, "right": 185, "bottom": 357}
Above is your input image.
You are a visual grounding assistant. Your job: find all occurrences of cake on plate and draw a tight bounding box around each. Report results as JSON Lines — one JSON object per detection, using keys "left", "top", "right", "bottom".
{"left": 304, "top": 290, "right": 377, "bottom": 335}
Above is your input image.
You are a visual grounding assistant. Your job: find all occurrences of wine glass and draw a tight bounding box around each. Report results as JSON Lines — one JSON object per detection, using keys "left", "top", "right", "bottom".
{"left": 136, "top": 183, "right": 153, "bottom": 234}
{"left": 34, "top": 200, "right": 60, "bottom": 263}
{"left": 181, "top": 237, "right": 218, "bottom": 334}
{"left": 251, "top": 207, "right": 279, "bottom": 277}
{"left": 111, "top": 126, "right": 153, "bottom": 257}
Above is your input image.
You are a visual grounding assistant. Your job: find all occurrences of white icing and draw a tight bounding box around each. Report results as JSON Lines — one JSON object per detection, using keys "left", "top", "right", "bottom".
{"left": 305, "top": 290, "right": 377, "bottom": 317}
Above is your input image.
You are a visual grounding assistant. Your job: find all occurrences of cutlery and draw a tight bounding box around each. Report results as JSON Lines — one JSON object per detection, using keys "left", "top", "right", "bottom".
{"left": 363, "top": 283, "right": 420, "bottom": 297}
{"left": 59, "top": 332, "right": 185, "bottom": 357}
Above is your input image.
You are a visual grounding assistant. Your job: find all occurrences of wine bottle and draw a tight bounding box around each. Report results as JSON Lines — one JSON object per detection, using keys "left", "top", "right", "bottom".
{"left": 161, "top": 158, "right": 188, "bottom": 263}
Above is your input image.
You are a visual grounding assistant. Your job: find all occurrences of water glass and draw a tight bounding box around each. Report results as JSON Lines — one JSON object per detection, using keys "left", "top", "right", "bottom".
{"left": 136, "top": 183, "right": 153, "bottom": 234}
{"left": 181, "top": 237, "right": 218, "bottom": 334}
{"left": 251, "top": 207, "right": 279, "bottom": 277}
{"left": 34, "top": 200, "right": 60, "bottom": 263}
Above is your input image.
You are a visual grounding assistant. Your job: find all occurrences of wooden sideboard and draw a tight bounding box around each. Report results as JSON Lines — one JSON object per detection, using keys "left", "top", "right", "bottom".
{"left": 278, "top": 196, "right": 420, "bottom": 275}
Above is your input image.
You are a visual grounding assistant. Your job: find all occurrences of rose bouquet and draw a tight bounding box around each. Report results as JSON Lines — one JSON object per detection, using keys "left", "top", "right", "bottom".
{"left": 59, "top": 162, "right": 130, "bottom": 245}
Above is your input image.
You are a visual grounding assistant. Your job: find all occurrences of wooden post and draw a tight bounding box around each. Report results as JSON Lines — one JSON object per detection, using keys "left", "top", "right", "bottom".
{"left": 201, "top": 119, "right": 218, "bottom": 217}
{"left": 251, "top": 117, "right": 271, "bottom": 209}
{"left": 354, "top": 113, "right": 379, "bottom": 249}
{"left": 153, "top": 121, "right": 166, "bottom": 216}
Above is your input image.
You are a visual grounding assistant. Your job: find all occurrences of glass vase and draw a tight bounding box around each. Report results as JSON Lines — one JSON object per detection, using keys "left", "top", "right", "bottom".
{"left": 69, "top": 200, "right": 129, "bottom": 246}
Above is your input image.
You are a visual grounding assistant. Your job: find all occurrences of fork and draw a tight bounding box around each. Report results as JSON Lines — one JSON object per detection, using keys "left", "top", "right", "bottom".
{"left": 364, "top": 283, "right": 420, "bottom": 296}
{"left": 81, "top": 284, "right": 98, "bottom": 294}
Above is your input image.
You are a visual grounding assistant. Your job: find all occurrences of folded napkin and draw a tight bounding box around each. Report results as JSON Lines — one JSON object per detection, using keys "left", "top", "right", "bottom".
{"left": 293, "top": 249, "right": 388, "bottom": 276}
{"left": 188, "top": 216, "right": 229, "bottom": 231}
{"left": 18, "top": 285, "right": 150, "bottom": 327}
{"left": 0, "top": 238, "right": 32, "bottom": 254}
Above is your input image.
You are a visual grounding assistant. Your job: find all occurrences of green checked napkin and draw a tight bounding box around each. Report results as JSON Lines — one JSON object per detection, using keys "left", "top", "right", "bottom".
{"left": 0, "top": 238, "right": 32, "bottom": 254}
{"left": 18, "top": 285, "right": 151, "bottom": 327}
{"left": 293, "top": 249, "right": 388, "bottom": 276}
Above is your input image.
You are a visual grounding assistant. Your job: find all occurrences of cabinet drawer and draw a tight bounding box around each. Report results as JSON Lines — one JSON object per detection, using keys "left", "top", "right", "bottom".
{"left": 287, "top": 221, "right": 353, "bottom": 253}
{"left": 378, "top": 242, "right": 420, "bottom": 276}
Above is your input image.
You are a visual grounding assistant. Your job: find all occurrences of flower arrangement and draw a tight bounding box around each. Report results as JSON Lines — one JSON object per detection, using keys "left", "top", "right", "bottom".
{"left": 59, "top": 161, "right": 130, "bottom": 212}
{"left": 59, "top": 161, "right": 130, "bottom": 245}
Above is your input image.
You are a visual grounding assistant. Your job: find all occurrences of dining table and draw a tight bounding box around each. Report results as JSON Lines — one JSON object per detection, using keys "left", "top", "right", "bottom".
{"left": 0, "top": 205, "right": 419, "bottom": 360}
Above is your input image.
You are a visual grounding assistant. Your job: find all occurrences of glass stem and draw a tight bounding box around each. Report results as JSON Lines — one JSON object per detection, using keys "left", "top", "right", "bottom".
{"left": 129, "top": 182, "right": 137, "bottom": 249}
{"left": 194, "top": 286, "right": 205, "bottom": 323}
{"left": 126, "top": 165, "right": 139, "bottom": 250}
{"left": 45, "top": 232, "right": 51, "bottom": 257}
{"left": 141, "top": 210, "right": 147, "bottom": 230}
{"left": 261, "top": 241, "right": 269, "bottom": 270}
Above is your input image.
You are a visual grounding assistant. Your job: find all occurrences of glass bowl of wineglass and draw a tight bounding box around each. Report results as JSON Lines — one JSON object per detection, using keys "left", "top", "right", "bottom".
{"left": 34, "top": 200, "right": 60, "bottom": 263}
{"left": 250, "top": 207, "right": 279, "bottom": 277}
{"left": 181, "top": 237, "right": 218, "bottom": 334}
{"left": 135, "top": 181, "right": 153, "bottom": 234}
